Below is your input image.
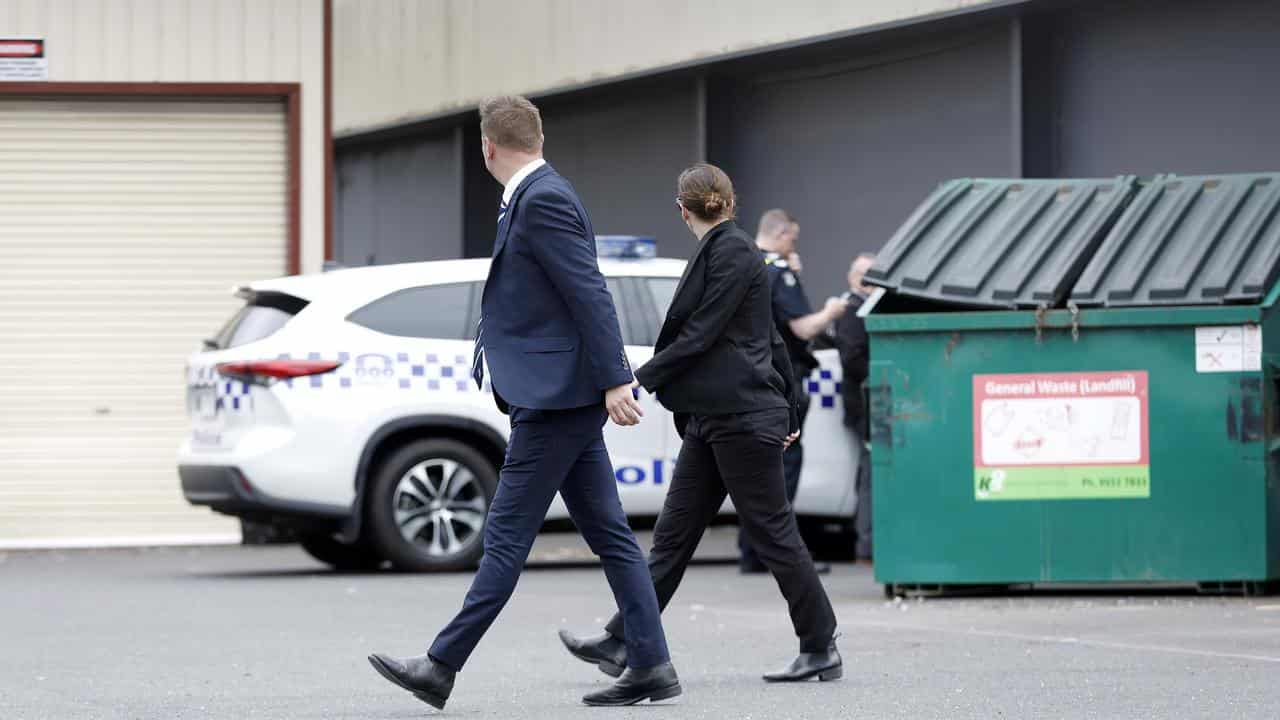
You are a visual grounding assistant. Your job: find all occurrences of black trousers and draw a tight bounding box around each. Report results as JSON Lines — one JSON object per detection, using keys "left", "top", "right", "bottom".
{"left": 430, "top": 404, "right": 669, "bottom": 671}
{"left": 605, "top": 407, "right": 837, "bottom": 653}
{"left": 849, "top": 417, "right": 872, "bottom": 560}
{"left": 740, "top": 387, "right": 810, "bottom": 567}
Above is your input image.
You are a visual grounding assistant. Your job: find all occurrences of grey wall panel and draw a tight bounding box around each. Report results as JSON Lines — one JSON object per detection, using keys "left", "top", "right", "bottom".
{"left": 541, "top": 82, "right": 701, "bottom": 258}
{"left": 336, "top": 148, "right": 376, "bottom": 266}
{"left": 462, "top": 122, "right": 502, "bottom": 259}
{"left": 335, "top": 130, "right": 463, "bottom": 267}
{"left": 1052, "top": 0, "right": 1280, "bottom": 178}
{"left": 715, "top": 27, "right": 1016, "bottom": 304}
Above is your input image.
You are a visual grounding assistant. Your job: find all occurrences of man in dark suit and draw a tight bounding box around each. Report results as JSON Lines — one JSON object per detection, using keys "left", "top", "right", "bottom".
{"left": 368, "top": 96, "right": 679, "bottom": 710}
{"left": 834, "top": 254, "right": 875, "bottom": 562}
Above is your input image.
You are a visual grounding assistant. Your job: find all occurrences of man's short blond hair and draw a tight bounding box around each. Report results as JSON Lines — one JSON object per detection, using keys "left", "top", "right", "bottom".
{"left": 479, "top": 95, "right": 543, "bottom": 153}
{"left": 757, "top": 208, "right": 796, "bottom": 239}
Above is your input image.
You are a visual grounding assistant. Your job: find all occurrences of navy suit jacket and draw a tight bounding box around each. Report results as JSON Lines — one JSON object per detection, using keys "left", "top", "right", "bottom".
{"left": 479, "top": 163, "right": 633, "bottom": 411}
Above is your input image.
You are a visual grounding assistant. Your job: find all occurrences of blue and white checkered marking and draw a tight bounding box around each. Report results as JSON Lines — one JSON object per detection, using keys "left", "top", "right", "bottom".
{"left": 193, "top": 352, "right": 830, "bottom": 406}
{"left": 266, "top": 351, "right": 491, "bottom": 394}
{"left": 187, "top": 364, "right": 255, "bottom": 414}
{"left": 806, "top": 368, "right": 843, "bottom": 409}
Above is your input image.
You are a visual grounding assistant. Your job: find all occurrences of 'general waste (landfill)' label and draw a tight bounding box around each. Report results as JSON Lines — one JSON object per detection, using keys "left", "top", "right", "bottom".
{"left": 972, "top": 371, "right": 1149, "bottom": 501}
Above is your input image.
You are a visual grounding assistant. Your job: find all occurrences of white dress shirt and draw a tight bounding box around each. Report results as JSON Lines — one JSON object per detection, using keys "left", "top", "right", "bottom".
{"left": 502, "top": 158, "right": 547, "bottom": 206}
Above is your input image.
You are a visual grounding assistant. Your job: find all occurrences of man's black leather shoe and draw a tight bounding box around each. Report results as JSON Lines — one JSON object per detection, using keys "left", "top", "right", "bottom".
{"left": 367, "top": 652, "right": 455, "bottom": 710}
{"left": 582, "top": 662, "right": 682, "bottom": 706}
{"left": 558, "top": 629, "right": 626, "bottom": 677}
{"left": 762, "top": 639, "right": 843, "bottom": 682}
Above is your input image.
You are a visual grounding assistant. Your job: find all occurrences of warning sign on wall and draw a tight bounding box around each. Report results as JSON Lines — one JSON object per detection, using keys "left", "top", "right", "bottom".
{"left": 972, "top": 371, "right": 1149, "bottom": 501}
{"left": 0, "top": 38, "right": 47, "bottom": 81}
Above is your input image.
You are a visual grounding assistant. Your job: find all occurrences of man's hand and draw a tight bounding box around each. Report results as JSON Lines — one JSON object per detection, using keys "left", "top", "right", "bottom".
{"left": 606, "top": 381, "right": 644, "bottom": 426}
{"left": 823, "top": 296, "right": 848, "bottom": 320}
{"left": 790, "top": 297, "right": 850, "bottom": 341}
{"left": 782, "top": 430, "right": 801, "bottom": 450}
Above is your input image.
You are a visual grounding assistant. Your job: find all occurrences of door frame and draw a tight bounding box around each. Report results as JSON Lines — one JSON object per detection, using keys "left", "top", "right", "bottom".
{"left": 0, "top": 81, "right": 304, "bottom": 274}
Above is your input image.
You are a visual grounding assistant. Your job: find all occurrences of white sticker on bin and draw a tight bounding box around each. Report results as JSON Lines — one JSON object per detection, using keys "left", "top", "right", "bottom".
{"left": 1194, "top": 325, "right": 1261, "bottom": 373}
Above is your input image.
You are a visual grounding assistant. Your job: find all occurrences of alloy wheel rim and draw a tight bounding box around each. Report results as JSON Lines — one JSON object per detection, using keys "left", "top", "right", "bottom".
{"left": 393, "top": 458, "right": 486, "bottom": 557}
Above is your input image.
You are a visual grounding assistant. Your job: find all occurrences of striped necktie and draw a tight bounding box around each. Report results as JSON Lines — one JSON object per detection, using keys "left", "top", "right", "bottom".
{"left": 473, "top": 199, "right": 509, "bottom": 389}
{"left": 470, "top": 317, "right": 485, "bottom": 389}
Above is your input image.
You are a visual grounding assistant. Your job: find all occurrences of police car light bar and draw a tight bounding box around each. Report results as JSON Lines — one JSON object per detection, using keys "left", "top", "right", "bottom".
{"left": 596, "top": 235, "right": 657, "bottom": 260}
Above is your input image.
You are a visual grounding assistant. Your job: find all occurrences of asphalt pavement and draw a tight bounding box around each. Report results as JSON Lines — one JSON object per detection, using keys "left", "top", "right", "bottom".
{"left": 3, "top": 528, "right": 1279, "bottom": 719}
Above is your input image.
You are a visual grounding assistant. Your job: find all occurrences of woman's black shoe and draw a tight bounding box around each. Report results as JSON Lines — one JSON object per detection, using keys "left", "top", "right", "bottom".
{"left": 762, "top": 639, "right": 843, "bottom": 682}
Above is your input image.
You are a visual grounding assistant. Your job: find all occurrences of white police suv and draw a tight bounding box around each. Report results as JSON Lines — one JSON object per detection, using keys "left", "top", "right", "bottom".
{"left": 179, "top": 237, "right": 856, "bottom": 571}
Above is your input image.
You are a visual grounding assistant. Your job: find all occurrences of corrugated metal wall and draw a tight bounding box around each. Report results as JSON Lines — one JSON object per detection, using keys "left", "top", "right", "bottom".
{"left": 1047, "top": 0, "right": 1280, "bottom": 178}
{"left": 336, "top": 130, "right": 463, "bottom": 266}
{"left": 712, "top": 27, "right": 1017, "bottom": 305}
{"left": 333, "top": 0, "right": 1003, "bottom": 135}
{"left": 0, "top": 0, "right": 327, "bottom": 272}
{"left": 341, "top": 80, "right": 702, "bottom": 265}
{"left": 540, "top": 81, "right": 701, "bottom": 257}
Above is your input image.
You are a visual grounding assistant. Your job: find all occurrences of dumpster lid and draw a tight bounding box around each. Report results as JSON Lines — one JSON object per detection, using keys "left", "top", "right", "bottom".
{"left": 864, "top": 176, "right": 1137, "bottom": 310}
{"left": 1071, "top": 173, "right": 1280, "bottom": 308}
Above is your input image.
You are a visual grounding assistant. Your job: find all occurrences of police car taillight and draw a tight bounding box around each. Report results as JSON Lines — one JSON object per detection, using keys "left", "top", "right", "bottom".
{"left": 216, "top": 360, "right": 343, "bottom": 385}
{"left": 596, "top": 235, "right": 657, "bottom": 259}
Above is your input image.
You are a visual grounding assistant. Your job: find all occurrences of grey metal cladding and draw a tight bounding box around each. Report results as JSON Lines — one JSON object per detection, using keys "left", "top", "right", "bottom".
{"left": 865, "top": 176, "right": 1138, "bottom": 309}
{"left": 1071, "top": 173, "right": 1280, "bottom": 307}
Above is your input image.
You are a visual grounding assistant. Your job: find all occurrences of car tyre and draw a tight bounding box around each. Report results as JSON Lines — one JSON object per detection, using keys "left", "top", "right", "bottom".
{"left": 298, "top": 532, "right": 384, "bottom": 571}
{"left": 367, "top": 438, "right": 498, "bottom": 572}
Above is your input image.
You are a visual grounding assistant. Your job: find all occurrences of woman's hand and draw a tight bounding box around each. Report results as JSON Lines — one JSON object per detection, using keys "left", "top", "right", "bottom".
{"left": 605, "top": 380, "right": 644, "bottom": 426}
{"left": 782, "top": 430, "right": 800, "bottom": 450}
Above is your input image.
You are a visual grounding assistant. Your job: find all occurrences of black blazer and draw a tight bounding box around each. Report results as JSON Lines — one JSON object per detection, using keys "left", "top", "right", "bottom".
{"left": 634, "top": 220, "right": 799, "bottom": 433}
{"left": 834, "top": 292, "right": 869, "bottom": 430}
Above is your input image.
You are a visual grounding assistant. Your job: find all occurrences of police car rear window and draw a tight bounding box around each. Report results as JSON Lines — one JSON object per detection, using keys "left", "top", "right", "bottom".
{"left": 211, "top": 292, "right": 308, "bottom": 350}
{"left": 346, "top": 282, "right": 478, "bottom": 340}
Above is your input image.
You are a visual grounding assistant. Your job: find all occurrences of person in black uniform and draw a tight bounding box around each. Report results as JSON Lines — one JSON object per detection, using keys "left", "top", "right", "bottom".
{"left": 741, "top": 209, "right": 847, "bottom": 574}
{"left": 834, "top": 253, "right": 875, "bottom": 562}
{"left": 558, "top": 163, "right": 842, "bottom": 684}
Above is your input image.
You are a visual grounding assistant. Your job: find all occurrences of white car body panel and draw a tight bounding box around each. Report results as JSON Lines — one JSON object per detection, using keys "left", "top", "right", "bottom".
{"left": 179, "top": 257, "right": 856, "bottom": 523}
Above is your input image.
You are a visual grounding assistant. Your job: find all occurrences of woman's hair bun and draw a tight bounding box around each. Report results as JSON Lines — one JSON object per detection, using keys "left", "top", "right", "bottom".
{"left": 677, "top": 163, "right": 736, "bottom": 222}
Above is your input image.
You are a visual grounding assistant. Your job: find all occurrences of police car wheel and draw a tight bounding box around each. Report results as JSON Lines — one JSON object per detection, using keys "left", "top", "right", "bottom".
{"left": 298, "top": 533, "right": 384, "bottom": 571}
{"left": 367, "top": 439, "right": 497, "bottom": 572}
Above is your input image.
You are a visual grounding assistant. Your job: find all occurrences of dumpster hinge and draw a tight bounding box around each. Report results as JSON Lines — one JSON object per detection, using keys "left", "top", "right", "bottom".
{"left": 1068, "top": 301, "right": 1080, "bottom": 342}
{"left": 1034, "top": 305, "right": 1047, "bottom": 344}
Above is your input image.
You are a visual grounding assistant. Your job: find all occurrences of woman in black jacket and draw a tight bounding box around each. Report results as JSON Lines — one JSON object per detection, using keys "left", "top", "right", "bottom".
{"left": 560, "top": 163, "right": 840, "bottom": 683}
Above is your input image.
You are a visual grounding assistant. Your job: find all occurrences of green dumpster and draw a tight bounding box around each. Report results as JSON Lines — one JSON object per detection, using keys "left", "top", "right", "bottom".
{"left": 864, "top": 173, "right": 1280, "bottom": 594}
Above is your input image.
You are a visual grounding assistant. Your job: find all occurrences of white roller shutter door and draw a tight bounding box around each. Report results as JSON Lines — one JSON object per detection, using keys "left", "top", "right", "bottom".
{"left": 0, "top": 98, "right": 287, "bottom": 546}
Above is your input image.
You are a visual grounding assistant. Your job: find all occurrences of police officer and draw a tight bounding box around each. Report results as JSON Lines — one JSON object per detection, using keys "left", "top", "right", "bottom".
{"left": 834, "top": 254, "right": 875, "bottom": 563}
{"left": 740, "top": 209, "right": 846, "bottom": 574}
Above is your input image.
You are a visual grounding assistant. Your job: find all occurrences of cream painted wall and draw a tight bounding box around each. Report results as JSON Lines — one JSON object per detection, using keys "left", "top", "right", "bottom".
{"left": 0, "top": 0, "right": 327, "bottom": 272}
{"left": 334, "top": 0, "right": 1000, "bottom": 136}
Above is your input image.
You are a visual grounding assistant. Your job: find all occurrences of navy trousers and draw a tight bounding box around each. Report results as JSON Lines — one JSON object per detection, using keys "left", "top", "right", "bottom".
{"left": 428, "top": 404, "right": 670, "bottom": 671}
